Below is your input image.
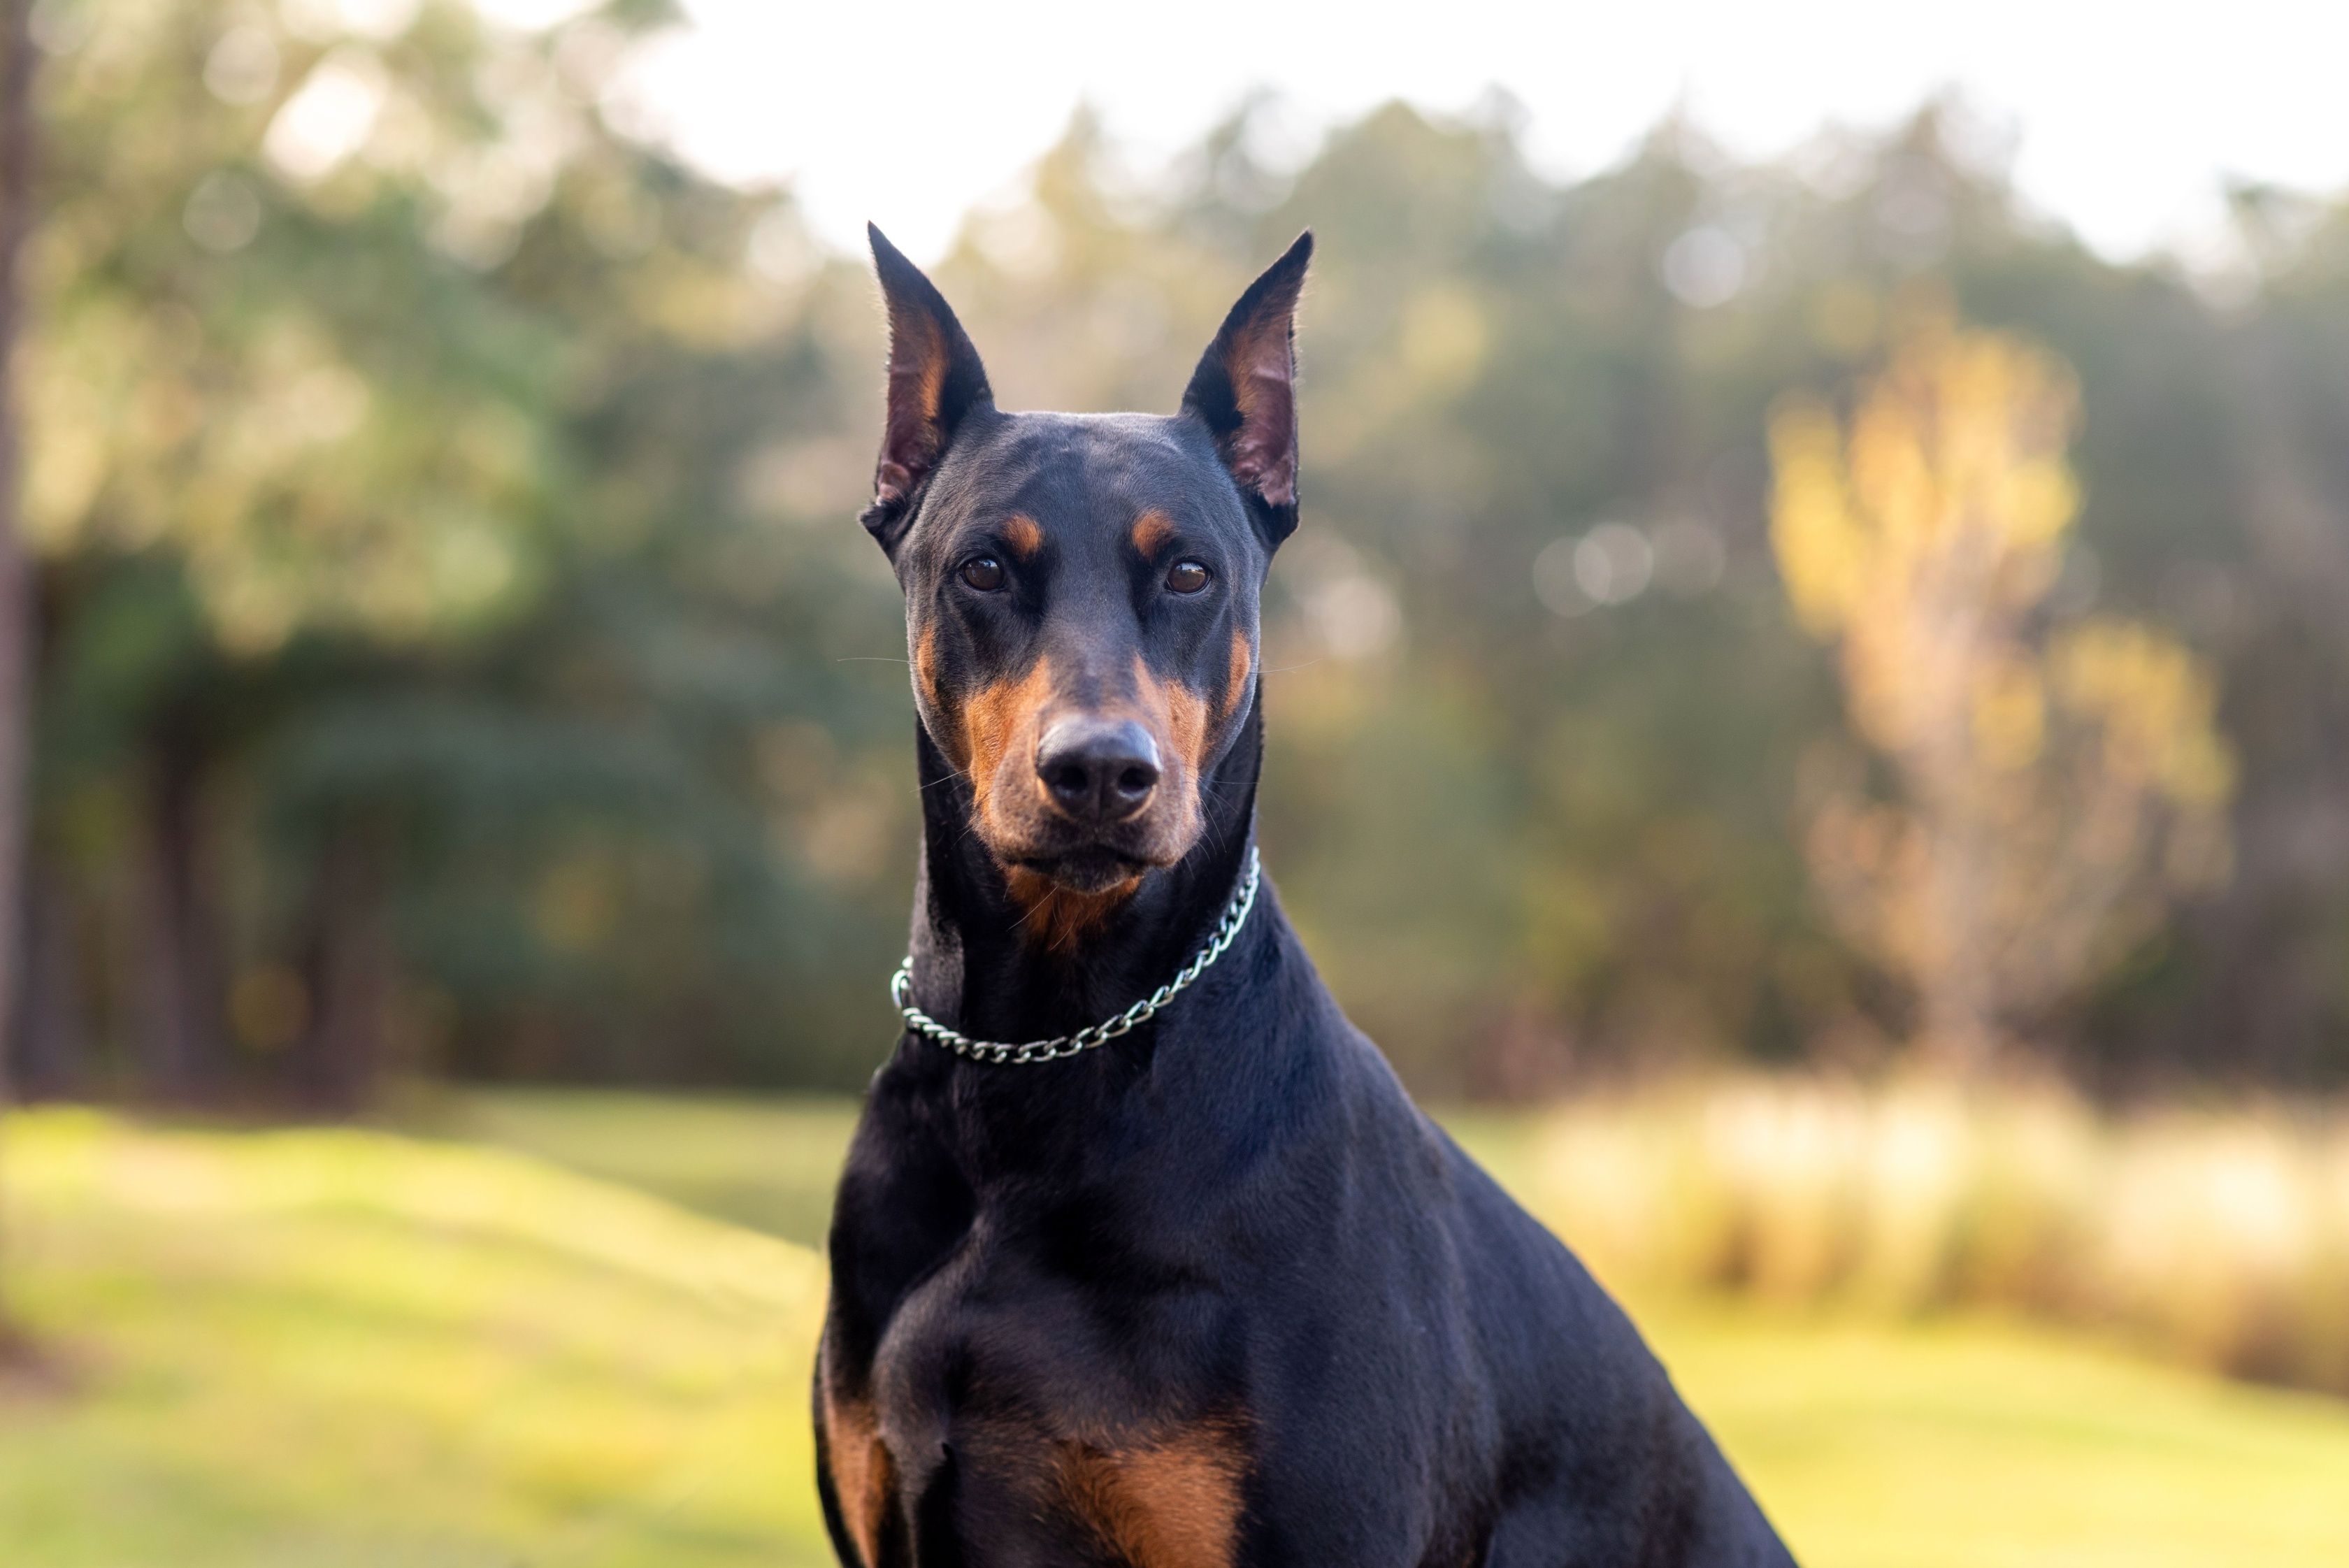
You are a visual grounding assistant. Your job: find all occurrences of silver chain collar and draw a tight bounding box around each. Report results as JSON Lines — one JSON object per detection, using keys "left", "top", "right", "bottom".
{"left": 889, "top": 847, "right": 1262, "bottom": 1066}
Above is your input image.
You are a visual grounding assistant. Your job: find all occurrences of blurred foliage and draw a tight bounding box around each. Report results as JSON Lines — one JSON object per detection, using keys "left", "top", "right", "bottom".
{"left": 1523, "top": 1074, "right": 2349, "bottom": 1396}
{"left": 17, "top": 0, "right": 908, "bottom": 1097}
{"left": 10, "top": 1099, "right": 2349, "bottom": 1567}
{"left": 1771, "top": 320, "right": 2233, "bottom": 1070}
{"left": 8, "top": 2, "right": 2349, "bottom": 1099}
{"left": 443, "top": 1083, "right": 2349, "bottom": 1404}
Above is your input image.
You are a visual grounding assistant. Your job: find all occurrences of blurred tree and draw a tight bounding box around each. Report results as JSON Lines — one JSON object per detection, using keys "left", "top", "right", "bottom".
{"left": 13, "top": 0, "right": 901, "bottom": 1105}
{"left": 1770, "top": 319, "right": 2234, "bottom": 1070}
{"left": 0, "top": 0, "right": 27, "bottom": 1021}
{"left": 0, "top": 0, "right": 32, "bottom": 1366}
{"left": 6, "top": 8, "right": 2346, "bottom": 1102}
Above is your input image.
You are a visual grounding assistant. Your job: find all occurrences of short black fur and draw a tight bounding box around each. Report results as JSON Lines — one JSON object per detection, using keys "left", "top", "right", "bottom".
{"left": 816, "top": 229, "right": 1798, "bottom": 1567}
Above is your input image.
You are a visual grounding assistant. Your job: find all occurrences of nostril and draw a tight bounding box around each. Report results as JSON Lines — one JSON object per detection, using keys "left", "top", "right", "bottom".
{"left": 1113, "top": 763, "right": 1159, "bottom": 801}
{"left": 1044, "top": 761, "right": 1094, "bottom": 803}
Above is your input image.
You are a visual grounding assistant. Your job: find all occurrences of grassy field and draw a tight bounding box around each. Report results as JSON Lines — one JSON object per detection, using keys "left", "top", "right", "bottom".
{"left": 1, "top": 1092, "right": 2346, "bottom": 1567}
{"left": 0, "top": 1107, "right": 835, "bottom": 1567}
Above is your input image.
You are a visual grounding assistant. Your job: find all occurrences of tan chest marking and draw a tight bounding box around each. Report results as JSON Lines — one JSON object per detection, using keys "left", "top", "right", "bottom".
{"left": 1053, "top": 1418, "right": 1249, "bottom": 1568}
{"left": 822, "top": 1389, "right": 895, "bottom": 1567}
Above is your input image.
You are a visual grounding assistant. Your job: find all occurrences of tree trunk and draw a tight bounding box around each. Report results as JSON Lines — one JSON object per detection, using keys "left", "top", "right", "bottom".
{"left": 294, "top": 826, "right": 392, "bottom": 1114}
{"left": 134, "top": 735, "right": 229, "bottom": 1100}
{"left": 10, "top": 850, "right": 82, "bottom": 1098}
{"left": 0, "top": 0, "right": 39, "bottom": 1367}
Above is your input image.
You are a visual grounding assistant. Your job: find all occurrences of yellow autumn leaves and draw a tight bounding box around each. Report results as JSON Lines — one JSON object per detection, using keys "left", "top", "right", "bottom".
{"left": 1769, "top": 317, "right": 2233, "bottom": 1067}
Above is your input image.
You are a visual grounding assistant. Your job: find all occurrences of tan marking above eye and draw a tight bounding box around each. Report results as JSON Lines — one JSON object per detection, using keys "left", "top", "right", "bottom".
{"left": 1003, "top": 512, "right": 1044, "bottom": 559}
{"left": 1130, "top": 510, "right": 1176, "bottom": 557}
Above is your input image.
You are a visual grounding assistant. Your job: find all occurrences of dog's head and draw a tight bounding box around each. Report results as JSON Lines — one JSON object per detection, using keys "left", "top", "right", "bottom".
{"left": 861, "top": 226, "right": 1309, "bottom": 921}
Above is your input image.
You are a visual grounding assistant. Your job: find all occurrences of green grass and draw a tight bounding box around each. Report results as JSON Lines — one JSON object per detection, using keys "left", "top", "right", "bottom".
{"left": 423, "top": 1088, "right": 856, "bottom": 1252}
{"left": 1, "top": 1108, "right": 833, "bottom": 1567}
{"left": 4, "top": 1090, "right": 2348, "bottom": 1567}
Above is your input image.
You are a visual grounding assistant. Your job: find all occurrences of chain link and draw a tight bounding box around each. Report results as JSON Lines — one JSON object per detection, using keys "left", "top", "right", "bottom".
{"left": 889, "top": 847, "right": 1261, "bottom": 1065}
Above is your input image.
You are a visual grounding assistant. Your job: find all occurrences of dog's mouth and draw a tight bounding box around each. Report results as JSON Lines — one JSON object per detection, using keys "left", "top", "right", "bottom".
{"left": 1005, "top": 844, "right": 1159, "bottom": 895}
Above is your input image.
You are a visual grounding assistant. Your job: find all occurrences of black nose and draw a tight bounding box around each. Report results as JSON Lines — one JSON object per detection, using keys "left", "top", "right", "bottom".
{"left": 1035, "top": 718, "right": 1161, "bottom": 824}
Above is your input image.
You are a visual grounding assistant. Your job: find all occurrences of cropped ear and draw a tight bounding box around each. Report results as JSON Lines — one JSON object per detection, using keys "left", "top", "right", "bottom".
{"left": 863, "top": 223, "right": 993, "bottom": 549}
{"left": 1181, "top": 231, "right": 1312, "bottom": 545}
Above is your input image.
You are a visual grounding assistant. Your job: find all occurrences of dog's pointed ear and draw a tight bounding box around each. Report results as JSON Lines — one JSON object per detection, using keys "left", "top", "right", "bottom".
{"left": 863, "top": 223, "right": 993, "bottom": 549}
{"left": 1181, "top": 231, "right": 1311, "bottom": 545}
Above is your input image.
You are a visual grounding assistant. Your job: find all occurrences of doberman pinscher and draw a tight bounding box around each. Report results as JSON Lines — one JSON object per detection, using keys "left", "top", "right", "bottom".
{"left": 816, "top": 226, "right": 1797, "bottom": 1567}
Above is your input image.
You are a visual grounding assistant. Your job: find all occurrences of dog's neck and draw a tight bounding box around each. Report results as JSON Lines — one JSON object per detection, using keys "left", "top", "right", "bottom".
{"left": 903, "top": 692, "right": 1265, "bottom": 1053}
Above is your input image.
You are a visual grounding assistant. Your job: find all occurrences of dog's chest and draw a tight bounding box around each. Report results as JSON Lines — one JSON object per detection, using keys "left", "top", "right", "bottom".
{"left": 856, "top": 1213, "right": 1251, "bottom": 1564}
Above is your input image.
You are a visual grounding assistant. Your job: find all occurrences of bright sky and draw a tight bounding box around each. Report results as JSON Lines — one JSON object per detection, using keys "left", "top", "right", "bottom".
{"left": 479, "top": 0, "right": 2349, "bottom": 268}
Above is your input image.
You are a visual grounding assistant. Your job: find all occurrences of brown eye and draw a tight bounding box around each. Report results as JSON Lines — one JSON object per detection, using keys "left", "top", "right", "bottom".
{"left": 960, "top": 556, "right": 1005, "bottom": 591}
{"left": 1166, "top": 559, "right": 1211, "bottom": 594}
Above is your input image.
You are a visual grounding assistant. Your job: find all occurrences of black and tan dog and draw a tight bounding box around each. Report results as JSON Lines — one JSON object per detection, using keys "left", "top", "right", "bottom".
{"left": 816, "top": 227, "right": 1797, "bottom": 1567}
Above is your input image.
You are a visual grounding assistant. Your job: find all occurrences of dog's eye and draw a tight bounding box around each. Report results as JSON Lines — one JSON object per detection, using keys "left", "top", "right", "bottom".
{"left": 960, "top": 556, "right": 1005, "bottom": 591}
{"left": 1165, "top": 560, "right": 1211, "bottom": 595}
